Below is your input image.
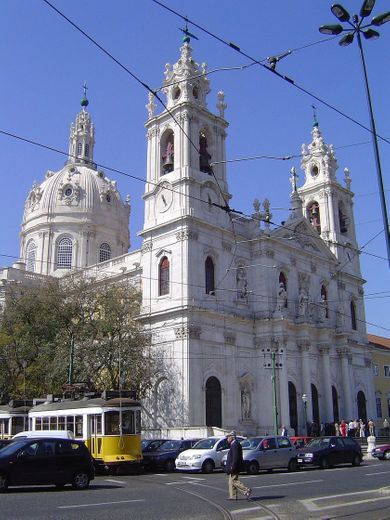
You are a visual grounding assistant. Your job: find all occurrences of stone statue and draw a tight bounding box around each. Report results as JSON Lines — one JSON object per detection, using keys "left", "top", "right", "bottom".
{"left": 298, "top": 289, "right": 309, "bottom": 317}
{"left": 318, "top": 295, "right": 327, "bottom": 322}
{"left": 146, "top": 92, "right": 157, "bottom": 119}
{"left": 241, "top": 389, "right": 251, "bottom": 419}
{"left": 236, "top": 266, "right": 248, "bottom": 300}
{"left": 277, "top": 283, "right": 287, "bottom": 311}
{"left": 336, "top": 304, "right": 345, "bottom": 328}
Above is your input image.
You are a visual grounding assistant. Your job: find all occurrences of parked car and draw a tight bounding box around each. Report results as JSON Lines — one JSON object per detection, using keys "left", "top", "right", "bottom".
{"left": 143, "top": 439, "right": 200, "bottom": 472}
{"left": 296, "top": 436, "right": 362, "bottom": 469}
{"left": 141, "top": 439, "right": 169, "bottom": 453}
{"left": 175, "top": 436, "right": 245, "bottom": 473}
{"left": 0, "top": 440, "right": 12, "bottom": 451}
{"left": 372, "top": 444, "right": 390, "bottom": 460}
{"left": 221, "top": 436, "right": 298, "bottom": 474}
{"left": 13, "top": 430, "right": 74, "bottom": 440}
{"left": 0, "top": 437, "right": 95, "bottom": 492}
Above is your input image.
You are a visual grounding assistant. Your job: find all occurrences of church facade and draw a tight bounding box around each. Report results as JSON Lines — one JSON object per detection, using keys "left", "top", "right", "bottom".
{"left": 0, "top": 40, "right": 375, "bottom": 435}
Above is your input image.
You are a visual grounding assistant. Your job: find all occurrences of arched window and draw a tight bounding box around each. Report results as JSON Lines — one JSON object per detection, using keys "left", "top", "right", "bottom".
{"left": 338, "top": 203, "right": 348, "bottom": 234}
{"left": 307, "top": 201, "right": 321, "bottom": 233}
{"left": 99, "top": 243, "right": 111, "bottom": 263}
{"left": 199, "top": 130, "right": 212, "bottom": 173}
{"left": 332, "top": 386, "right": 339, "bottom": 422}
{"left": 57, "top": 237, "right": 73, "bottom": 269}
{"left": 311, "top": 383, "right": 320, "bottom": 428}
{"left": 161, "top": 131, "right": 174, "bottom": 174}
{"left": 350, "top": 300, "right": 357, "bottom": 330}
{"left": 205, "top": 376, "right": 221, "bottom": 427}
{"left": 205, "top": 256, "right": 215, "bottom": 295}
{"left": 159, "top": 256, "right": 170, "bottom": 296}
{"left": 321, "top": 285, "right": 328, "bottom": 318}
{"left": 85, "top": 143, "right": 89, "bottom": 158}
{"left": 26, "top": 241, "right": 37, "bottom": 272}
{"left": 288, "top": 382, "right": 298, "bottom": 434}
{"left": 77, "top": 142, "right": 82, "bottom": 156}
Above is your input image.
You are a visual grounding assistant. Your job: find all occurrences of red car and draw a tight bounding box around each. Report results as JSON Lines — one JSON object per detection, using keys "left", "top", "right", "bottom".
{"left": 372, "top": 444, "right": 390, "bottom": 460}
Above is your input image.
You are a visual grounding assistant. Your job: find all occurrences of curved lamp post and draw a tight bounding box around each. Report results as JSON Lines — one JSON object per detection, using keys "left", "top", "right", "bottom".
{"left": 319, "top": 1, "right": 390, "bottom": 267}
{"left": 302, "top": 393, "right": 308, "bottom": 435}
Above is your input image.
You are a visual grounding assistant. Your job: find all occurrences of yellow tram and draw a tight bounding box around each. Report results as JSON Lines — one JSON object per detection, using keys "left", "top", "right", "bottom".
{"left": 0, "top": 400, "right": 32, "bottom": 439}
{"left": 28, "top": 391, "right": 142, "bottom": 473}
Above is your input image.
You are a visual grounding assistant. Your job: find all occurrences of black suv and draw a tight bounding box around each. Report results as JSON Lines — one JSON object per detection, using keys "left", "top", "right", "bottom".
{"left": 296, "top": 436, "right": 362, "bottom": 469}
{"left": 0, "top": 437, "right": 95, "bottom": 492}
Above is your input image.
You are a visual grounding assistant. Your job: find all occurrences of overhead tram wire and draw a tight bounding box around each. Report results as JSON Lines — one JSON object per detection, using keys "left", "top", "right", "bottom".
{"left": 151, "top": 0, "right": 390, "bottom": 148}
{"left": 41, "top": 0, "right": 244, "bottom": 291}
{"left": 42, "top": 0, "right": 234, "bottom": 217}
{"left": 1, "top": 124, "right": 388, "bottom": 269}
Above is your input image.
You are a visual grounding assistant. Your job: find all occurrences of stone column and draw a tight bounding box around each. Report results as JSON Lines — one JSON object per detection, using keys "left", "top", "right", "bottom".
{"left": 337, "top": 347, "right": 353, "bottom": 419}
{"left": 299, "top": 342, "right": 313, "bottom": 423}
{"left": 319, "top": 345, "right": 334, "bottom": 422}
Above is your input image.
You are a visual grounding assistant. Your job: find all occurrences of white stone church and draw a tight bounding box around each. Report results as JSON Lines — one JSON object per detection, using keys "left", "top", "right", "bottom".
{"left": 1, "top": 40, "right": 375, "bottom": 435}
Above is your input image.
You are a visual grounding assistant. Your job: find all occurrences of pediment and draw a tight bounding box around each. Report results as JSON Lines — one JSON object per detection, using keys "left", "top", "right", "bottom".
{"left": 272, "top": 218, "right": 336, "bottom": 260}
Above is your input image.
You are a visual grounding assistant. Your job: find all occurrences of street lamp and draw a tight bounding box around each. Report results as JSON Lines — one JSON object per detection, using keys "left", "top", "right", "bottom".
{"left": 302, "top": 393, "right": 308, "bottom": 435}
{"left": 320, "top": 1, "right": 390, "bottom": 267}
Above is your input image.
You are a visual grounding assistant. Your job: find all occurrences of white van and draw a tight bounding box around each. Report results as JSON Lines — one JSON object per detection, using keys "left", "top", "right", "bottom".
{"left": 12, "top": 430, "right": 75, "bottom": 440}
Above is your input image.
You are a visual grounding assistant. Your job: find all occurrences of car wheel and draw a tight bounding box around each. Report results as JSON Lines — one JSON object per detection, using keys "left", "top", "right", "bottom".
{"left": 201, "top": 460, "right": 214, "bottom": 474}
{"left": 72, "top": 471, "right": 90, "bottom": 490}
{"left": 320, "top": 457, "right": 330, "bottom": 469}
{"left": 352, "top": 454, "right": 361, "bottom": 466}
{"left": 288, "top": 459, "right": 298, "bottom": 472}
{"left": 164, "top": 459, "right": 175, "bottom": 472}
{"left": 247, "top": 461, "right": 259, "bottom": 475}
{"left": 0, "top": 474, "right": 8, "bottom": 493}
{"left": 384, "top": 451, "right": 390, "bottom": 460}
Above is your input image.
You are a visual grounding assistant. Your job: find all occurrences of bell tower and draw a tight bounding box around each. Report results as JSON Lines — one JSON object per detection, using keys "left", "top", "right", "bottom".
{"left": 298, "top": 115, "right": 360, "bottom": 275}
{"left": 142, "top": 35, "right": 231, "bottom": 231}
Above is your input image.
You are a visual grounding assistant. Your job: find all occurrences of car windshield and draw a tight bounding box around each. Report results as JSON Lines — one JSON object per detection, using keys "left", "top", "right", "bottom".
{"left": 158, "top": 440, "right": 182, "bottom": 451}
{"left": 305, "top": 438, "right": 331, "bottom": 448}
{"left": 0, "top": 440, "right": 27, "bottom": 456}
{"left": 241, "top": 437, "right": 263, "bottom": 449}
{"left": 192, "top": 438, "right": 218, "bottom": 449}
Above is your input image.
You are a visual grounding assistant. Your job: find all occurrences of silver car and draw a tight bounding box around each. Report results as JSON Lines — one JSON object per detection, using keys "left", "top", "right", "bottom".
{"left": 222, "top": 436, "right": 298, "bottom": 474}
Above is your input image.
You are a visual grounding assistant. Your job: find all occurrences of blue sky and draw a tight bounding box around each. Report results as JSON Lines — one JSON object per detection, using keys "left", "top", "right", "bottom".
{"left": 1, "top": 0, "right": 389, "bottom": 335}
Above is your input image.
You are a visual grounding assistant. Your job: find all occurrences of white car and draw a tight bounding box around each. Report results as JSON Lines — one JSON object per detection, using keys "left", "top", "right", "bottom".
{"left": 175, "top": 436, "right": 245, "bottom": 473}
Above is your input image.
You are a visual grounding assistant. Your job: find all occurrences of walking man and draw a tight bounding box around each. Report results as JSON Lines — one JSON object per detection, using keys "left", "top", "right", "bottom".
{"left": 225, "top": 431, "right": 252, "bottom": 500}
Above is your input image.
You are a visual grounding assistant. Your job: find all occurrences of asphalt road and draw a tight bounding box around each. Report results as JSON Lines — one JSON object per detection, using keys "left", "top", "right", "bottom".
{"left": 2, "top": 459, "right": 390, "bottom": 520}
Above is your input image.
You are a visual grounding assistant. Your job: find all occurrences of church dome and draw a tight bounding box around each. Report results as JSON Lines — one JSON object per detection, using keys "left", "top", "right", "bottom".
{"left": 20, "top": 97, "right": 130, "bottom": 276}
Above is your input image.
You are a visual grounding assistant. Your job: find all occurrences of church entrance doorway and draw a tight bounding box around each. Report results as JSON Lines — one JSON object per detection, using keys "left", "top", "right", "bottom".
{"left": 205, "top": 377, "right": 222, "bottom": 428}
{"left": 357, "top": 390, "right": 367, "bottom": 423}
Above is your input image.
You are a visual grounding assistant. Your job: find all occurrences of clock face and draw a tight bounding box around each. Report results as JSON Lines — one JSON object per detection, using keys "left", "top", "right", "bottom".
{"left": 156, "top": 183, "right": 173, "bottom": 213}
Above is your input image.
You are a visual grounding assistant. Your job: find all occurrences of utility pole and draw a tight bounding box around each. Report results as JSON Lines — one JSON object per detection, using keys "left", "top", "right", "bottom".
{"left": 263, "top": 345, "right": 283, "bottom": 436}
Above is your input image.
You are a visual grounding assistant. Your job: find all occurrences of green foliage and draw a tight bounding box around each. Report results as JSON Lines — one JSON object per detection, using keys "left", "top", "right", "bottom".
{"left": 0, "top": 276, "right": 157, "bottom": 400}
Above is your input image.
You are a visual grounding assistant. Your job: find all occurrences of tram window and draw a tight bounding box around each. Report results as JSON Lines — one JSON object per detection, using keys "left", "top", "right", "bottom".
{"left": 75, "top": 416, "right": 83, "bottom": 437}
{"left": 121, "top": 411, "right": 134, "bottom": 434}
{"left": 135, "top": 410, "right": 141, "bottom": 434}
{"left": 42, "top": 417, "right": 50, "bottom": 430}
{"left": 58, "top": 417, "right": 65, "bottom": 430}
{"left": 66, "top": 417, "right": 75, "bottom": 433}
{"left": 36, "top": 418, "right": 42, "bottom": 430}
{"left": 105, "top": 411, "right": 120, "bottom": 435}
{"left": 50, "top": 417, "right": 57, "bottom": 429}
{"left": 0, "top": 419, "right": 9, "bottom": 436}
{"left": 96, "top": 415, "right": 102, "bottom": 434}
{"left": 11, "top": 417, "right": 25, "bottom": 435}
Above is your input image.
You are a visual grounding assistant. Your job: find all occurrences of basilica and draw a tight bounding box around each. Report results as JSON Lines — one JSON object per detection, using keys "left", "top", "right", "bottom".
{"left": 0, "top": 39, "right": 375, "bottom": 435}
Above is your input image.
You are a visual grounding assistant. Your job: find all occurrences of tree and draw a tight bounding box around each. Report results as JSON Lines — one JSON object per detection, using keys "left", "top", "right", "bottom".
{"left": 0, "top": 275, "right": 159, "bottom": 400}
